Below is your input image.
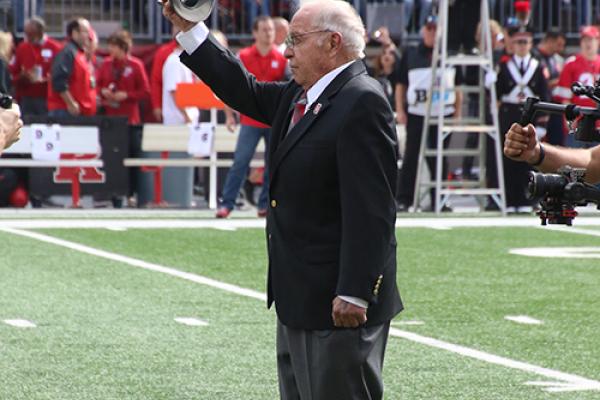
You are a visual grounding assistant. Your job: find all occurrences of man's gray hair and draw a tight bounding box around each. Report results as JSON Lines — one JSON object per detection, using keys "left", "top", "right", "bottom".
{"left": 309, "top": 0, "right": 366, "bottom": 58}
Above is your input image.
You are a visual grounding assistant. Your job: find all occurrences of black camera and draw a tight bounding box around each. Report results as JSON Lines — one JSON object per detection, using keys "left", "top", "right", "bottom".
{"left": 528, "top": 166, "right": 600, "bottom": 226}
{"left": 0, "top": 93, "right": 13, "bottom": 109}
{"left": 519, "top": 81, "right": 600, "bottom": 225}
{"left": 520, "top": 81, "right": 600, "bottom": 143}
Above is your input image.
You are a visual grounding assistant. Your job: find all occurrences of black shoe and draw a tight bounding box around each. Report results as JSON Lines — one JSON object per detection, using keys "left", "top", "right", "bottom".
{"left": 428, "top": 204, "right": 453, "bottom": 212}
{"left": 484, "top": 202, "right": 500, "bottom": 211}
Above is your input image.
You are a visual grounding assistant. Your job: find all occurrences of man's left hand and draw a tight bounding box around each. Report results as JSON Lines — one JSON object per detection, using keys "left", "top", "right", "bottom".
{"left": 332, "top": 296, "right": 367, "bottom": 328}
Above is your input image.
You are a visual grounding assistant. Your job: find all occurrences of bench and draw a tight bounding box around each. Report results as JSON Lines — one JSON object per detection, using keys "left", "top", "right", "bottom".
{"left": 1, "top": 125, "right": 104, "bottom": 207}
{"left": 123, "top": 123, "right": 265, "bottom": 208}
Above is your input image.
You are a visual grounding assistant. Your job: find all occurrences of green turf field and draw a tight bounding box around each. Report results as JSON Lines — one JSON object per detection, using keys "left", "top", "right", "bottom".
{"left": 1, "top": 222, "right": 600, "bottom": 399}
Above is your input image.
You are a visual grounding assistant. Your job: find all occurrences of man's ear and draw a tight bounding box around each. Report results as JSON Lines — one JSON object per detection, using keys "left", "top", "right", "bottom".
{"left": 329, "top": 32, "right": 343, "bottom": 52}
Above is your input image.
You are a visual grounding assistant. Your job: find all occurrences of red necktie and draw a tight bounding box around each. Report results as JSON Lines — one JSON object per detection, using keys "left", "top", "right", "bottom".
{"left": 290, "top": 92, "right": 307, "bottom": 127}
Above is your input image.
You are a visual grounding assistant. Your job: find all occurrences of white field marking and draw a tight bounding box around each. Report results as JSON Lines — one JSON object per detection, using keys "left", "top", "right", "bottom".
{"left": 524, "top": 380, "right": 600, "bottom": 393}
{"left": 0, "top": 228, "right": 266, "bottom": 302}
{"left": 1, "top": 217, "right": 600, "bottom": 230}
{"left": 3, "top": 319, "right": 36, "bottom": 328}
{"left": 543, "top": 225, "right": 600, "bottom": 238}
{"left": 106, "top": 226, "right": 127, "bottom": 232}
{"left": 174, "top": 317, "right": 209, "bottom": 327}
{"left": 211, "top": 226, "right": 237, "bottom": 232}
{"left": 4, "top": 228, "right": 600, "bottom": 393}
{"left": 510, "top": 247, "right": 600, "bottom": 259}
{"left": 388, "top": 328, "right": 600, "bottom": 392}
{"left": 0, "top": 219, "right": 266, "bottom": 229}
{"left": 392, "top": 320, "right": 425, "bottom": 326}
{"left": 504, "top": 315, "right": 543, "bottom": 325}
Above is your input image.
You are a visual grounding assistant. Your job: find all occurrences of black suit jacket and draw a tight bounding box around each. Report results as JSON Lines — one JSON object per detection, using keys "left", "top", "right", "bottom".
{"left": 181, "top": 36, "right": 403, "bottom": 330}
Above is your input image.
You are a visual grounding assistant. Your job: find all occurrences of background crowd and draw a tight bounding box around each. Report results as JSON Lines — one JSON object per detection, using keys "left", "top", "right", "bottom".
{"left": 0, "top": 0, "right": 598, "bottom": 212}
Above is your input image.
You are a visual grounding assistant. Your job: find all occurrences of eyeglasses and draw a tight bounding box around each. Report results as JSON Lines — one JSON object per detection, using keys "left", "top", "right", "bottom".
{"left": 284, "top": 29, "right": 332, "bottom": 48}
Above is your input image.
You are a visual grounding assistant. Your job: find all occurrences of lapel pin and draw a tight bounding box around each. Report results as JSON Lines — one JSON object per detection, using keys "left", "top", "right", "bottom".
{"left": 313, "top": 103, "right": 322, "bottom": 115}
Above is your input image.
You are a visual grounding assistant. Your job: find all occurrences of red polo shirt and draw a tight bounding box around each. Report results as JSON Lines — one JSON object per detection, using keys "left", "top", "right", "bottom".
{"left": 12, "top": 36, "right": 62, "bottom": 98}
{"left": 238, "top": 45, "right": 287, "bottom": 128}
{"left": 150, "top": 40, "right": 178, "bottom": 112}
{"left": 96, "top": 55, "right": 150, "bottom": 124}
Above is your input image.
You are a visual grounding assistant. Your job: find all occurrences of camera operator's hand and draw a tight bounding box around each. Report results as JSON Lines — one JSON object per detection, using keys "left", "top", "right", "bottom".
{"left": 504, "top": 123, "right": 541, "bottom": 164}
{"left": 161, "top": 0, "right": 196, "bottom": 33}
{"left": 0, "top": 103, "right": 23, "bottom": 151}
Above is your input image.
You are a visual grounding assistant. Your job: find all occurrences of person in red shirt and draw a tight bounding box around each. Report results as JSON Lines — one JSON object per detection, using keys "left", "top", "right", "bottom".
{"left": 96, "top": 30, "right": 150, "bottom": 125}
{"left": 216, "top": 15, "right": 287, "bottom": 218}
{"left": 47, "top": 18, "right": 96, "bottom": 118}
{"left": 553, "top": 25, "right": 600, "bottom": 147}
{"left": 11, "top": 17, "right": 62, "bottom": 116}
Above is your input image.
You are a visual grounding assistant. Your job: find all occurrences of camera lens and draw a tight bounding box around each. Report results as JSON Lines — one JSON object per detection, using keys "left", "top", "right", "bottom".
{"left": 0, "top": 94, "right": 13, "bottom": 109}
{"left": 528, "top": 171, "right": 567, "bottom": 198}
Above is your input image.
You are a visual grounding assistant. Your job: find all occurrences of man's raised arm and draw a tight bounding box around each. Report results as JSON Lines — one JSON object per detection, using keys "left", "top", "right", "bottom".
{"left": 162, "top": 0, "right": 287, "bottom": 126}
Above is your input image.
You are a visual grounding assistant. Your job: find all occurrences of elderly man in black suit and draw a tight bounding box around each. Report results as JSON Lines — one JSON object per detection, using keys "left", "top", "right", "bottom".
{"left": 163, "top": 1, "right": 403, "bottom": 398}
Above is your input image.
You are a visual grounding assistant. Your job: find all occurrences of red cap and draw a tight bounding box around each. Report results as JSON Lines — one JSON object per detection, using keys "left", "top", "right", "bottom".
{"left": 581, "top": 25, "right": 600, "bottom": 39}
{"left": 514, "top": 1, "right": 530, "bottom": 12}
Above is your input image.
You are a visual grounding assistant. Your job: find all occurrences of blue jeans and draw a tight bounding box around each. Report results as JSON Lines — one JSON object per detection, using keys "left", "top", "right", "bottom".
{"left": 13, "top": 0, "right": 44, "bottom": 31}
{"left": 244, "top": 0, "right": 271, "bottom": 30}
{"left": 48, "top": 109, "right": 72, "bottom": 119}
{"left": 220, "top": 124, "right": 270, "bottom": 210}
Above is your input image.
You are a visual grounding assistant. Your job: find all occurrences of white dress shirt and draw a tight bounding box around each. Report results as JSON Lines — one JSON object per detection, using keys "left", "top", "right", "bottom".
{"left": 513, "top": 54, "right": 532, "bottom": 74}
{"left": 177, "top": 23, "right": 368, "bottom": 309}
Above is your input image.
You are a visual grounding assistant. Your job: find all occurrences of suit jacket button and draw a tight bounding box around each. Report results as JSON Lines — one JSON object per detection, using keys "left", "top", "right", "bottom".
{"left": 271, "top": 200, "right": 277, "bottom": 208}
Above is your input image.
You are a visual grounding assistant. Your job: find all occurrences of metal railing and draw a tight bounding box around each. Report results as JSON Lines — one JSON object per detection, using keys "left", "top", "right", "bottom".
{"left": 7, "top": 0, "right": 600, "bottom": 43}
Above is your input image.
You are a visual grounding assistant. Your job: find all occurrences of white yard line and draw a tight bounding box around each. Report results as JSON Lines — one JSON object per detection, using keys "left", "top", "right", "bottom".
{"left": 0, "top": 227, "right": 266, "bottom": 302}
{"left": 3, "top": 319, "right": 36, "bottom": 328}
{"left": 510, "top": 247, "right": 600, "bottom": 259}
{"left": 504, "top": 315, "right": 543, "bottom": 325}
{"left": 3, "top": 226, "right": 600, "bottom": 392}
{"left": 392, "top": 320, "right": 425, "bottom": 326}
{"left": 543, "top": 225, "right": 600, "bottom": 238}
{"left": 1, "top": 217, "right": 600, "bottom": 230}
{"left": 389, "top": 328, "right": 600, "bottom": 392}
{"left": 174, "top": 317, "right": 209, "bottom": 327}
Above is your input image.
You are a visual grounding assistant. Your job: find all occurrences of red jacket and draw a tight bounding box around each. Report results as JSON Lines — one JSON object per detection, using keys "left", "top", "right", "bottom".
{"left": 150, "top": 40, "right": 178, "bottom": 111}
{"left": 96, "top": 55, "right": 150, "bottom": 124}
{"left": 48, "top": 41, "right": 97, "bottom": 116}
{"left": 238, "top": 45, "right": 287, "bottom": 128}
{"left": 12, "top": 36, "right": 62, "bottom": 98}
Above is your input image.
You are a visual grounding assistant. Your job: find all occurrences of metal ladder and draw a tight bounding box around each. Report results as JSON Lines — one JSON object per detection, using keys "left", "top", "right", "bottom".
{"left": 413, "top": 0, "right": 506, "bottom": 215}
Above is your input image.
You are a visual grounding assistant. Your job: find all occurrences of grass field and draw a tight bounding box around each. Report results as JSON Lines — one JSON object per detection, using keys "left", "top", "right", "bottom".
{"left": 1, "top": 216, "right": 600, "bottom": 399}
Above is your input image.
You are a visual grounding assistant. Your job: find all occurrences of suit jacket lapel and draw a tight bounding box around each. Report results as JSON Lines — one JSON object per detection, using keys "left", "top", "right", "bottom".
{"left": 270, "top": 60, "right": 366, "bottom": 177}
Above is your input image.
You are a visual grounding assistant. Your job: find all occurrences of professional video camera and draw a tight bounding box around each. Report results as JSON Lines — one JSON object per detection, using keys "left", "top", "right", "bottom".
{"left": 520, "top": 81, "right": 600, "bottom": 226}
{"left": 528, "top": 166, "right": 600, "bottom": 225}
